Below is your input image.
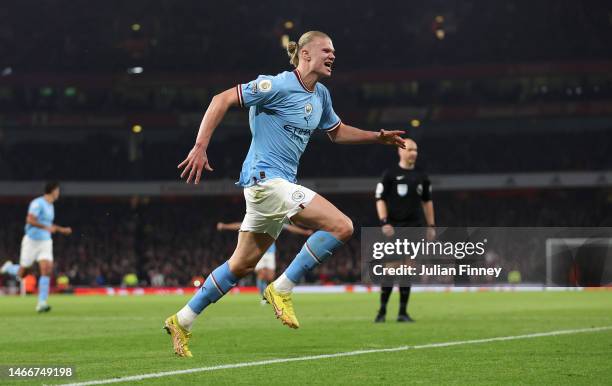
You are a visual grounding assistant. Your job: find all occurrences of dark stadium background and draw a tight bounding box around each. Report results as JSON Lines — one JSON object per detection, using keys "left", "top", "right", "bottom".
{"left": 1, "top": 0, "right": 611, "bottom": 288}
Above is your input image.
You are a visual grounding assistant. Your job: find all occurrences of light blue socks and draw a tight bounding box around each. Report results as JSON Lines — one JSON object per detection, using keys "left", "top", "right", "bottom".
{"left": 187, "top": 261, "right": 238, "bottom": 314}
{"left": 256, "top": 278, "right": 268, "bottom": 295}
{"left": 38, "top": 275, "right": 50, "bottom": 303}
{"left": 284, "top": 231, "right": 343, "bottom": 283}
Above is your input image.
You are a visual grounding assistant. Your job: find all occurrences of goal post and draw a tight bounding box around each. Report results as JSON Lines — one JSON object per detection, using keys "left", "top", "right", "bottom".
{"left": 545, "top": 238, "right": 612, "bottom": 286}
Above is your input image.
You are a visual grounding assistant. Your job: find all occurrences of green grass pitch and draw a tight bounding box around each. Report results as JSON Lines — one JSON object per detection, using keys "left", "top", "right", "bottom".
{"left": 1, "top": 291, "right": 611, "bottom": 385}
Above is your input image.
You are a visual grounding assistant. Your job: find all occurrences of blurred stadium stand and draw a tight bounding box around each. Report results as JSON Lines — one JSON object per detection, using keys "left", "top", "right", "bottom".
{"left": 1, "top": 189, "right": 610, "bottom": 287}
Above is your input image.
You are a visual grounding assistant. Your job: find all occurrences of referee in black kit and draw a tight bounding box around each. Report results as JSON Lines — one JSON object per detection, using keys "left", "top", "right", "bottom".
{"left": 374, "top": 138, "right": 435, "bottom": 322}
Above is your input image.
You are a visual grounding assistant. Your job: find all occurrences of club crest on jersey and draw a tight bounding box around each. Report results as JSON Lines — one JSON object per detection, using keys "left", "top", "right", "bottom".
{"left": 304, "top": 103, "right": 313, "bottom": 115}
{"left": 258, "top": 79, "right": 272, "bottom": 93}
{"left": 303, "top": 103, "right": 314, "bottom": 126}
{"left": 397, "top": 184, "right": 408, "bottom": 197}
{"left": 417, "top": 184, "right": 423, "bottom": 196}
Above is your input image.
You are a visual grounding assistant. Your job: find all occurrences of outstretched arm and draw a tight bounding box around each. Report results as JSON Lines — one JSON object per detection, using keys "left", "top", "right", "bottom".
{"left": 178, "top": 88, "right": 240, "bottom": 184}
{"left": 217, "top": 222, "right": 242, "bottom": 231}
{"left": 327, "top": 123, "right": 405, "bottom": 148}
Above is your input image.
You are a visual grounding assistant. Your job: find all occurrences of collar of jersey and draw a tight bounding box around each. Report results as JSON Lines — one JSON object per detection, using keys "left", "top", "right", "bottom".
{"left": 293, "top": 69, "right": 315, "bottom": 93}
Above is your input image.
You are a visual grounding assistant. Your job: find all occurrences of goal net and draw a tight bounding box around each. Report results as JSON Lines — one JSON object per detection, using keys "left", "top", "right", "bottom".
{"left": 546, "top": 238, "right": 612, "bottom": 286}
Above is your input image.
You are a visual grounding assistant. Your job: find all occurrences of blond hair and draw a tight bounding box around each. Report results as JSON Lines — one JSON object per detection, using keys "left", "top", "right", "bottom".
{"left": 286, "top": 31, "right": 331, "bottom": 67}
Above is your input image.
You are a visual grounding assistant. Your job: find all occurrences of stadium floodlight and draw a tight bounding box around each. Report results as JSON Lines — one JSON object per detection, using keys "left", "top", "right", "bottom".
{"left": 127, "top": 66, "right": 144, "bottom": 74}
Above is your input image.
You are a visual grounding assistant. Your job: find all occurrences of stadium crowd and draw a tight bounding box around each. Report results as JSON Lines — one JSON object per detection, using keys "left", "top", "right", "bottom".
{"left": 1, "top": 189, "right": 610, "bottom": 288}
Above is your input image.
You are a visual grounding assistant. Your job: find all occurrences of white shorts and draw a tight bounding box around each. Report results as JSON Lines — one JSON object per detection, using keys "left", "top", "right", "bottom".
{"left": 19, "top": 235, "right": 53, "bottom": 268}
{"left": 255, "top": 251, "right": 276, "bottom": 271}
{"left": 240, "top": 178, "right": 316, "bottom": 239}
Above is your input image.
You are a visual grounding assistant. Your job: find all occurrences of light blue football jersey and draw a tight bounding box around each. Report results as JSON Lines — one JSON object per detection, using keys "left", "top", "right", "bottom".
{"left": 25, "top": 196, "right": 54, "bottom": 240}
{"left": 235, "top": 69, "right": 341, "bottom": 187}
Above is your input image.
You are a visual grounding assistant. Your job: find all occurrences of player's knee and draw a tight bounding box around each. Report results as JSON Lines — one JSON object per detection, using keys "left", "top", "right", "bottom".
{"left": 228, "top": 258, "right": 255, "bottom": 277}
{"left": 39, "top": 262, "right": 53, "bottom": 276}
{"left": 236, "top": 266, "right": 255, "bottom": 277}
{"left": 333, "top": 216, "right": 353, "bottom": 242}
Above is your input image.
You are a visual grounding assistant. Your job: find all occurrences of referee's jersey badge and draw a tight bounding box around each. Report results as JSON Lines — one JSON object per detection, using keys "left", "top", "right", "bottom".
{"left": 397, "top": 184, "right": 408, "bottom": 197}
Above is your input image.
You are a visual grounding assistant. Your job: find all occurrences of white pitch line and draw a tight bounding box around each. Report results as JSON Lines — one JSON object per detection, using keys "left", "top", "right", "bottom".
{"left": 59, "top": 326, "right": 612, "bottom": 386}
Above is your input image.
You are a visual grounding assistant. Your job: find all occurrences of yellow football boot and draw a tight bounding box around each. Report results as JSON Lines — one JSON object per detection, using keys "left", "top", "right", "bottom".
{"left": 263, "top": 284, "right": 300, "bottom": 329}
{"left": 164, "top": 314, "right": 193, "bottom": 358}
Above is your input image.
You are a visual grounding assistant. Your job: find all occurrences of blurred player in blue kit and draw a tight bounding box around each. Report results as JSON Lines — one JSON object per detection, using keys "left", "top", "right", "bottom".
{"left": 165, "top": 31, "right": 405, "bottom": 357}
{"left": 1, "top": 181, "right": 72, "bottom": 312}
